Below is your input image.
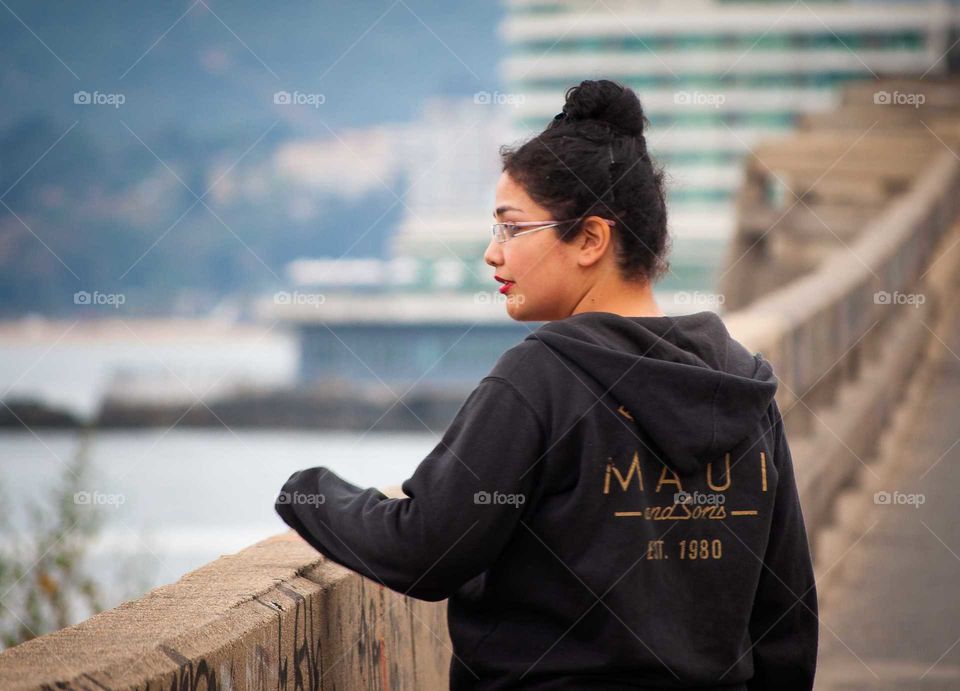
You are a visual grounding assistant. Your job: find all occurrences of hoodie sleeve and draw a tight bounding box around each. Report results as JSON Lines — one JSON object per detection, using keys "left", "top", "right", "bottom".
{"left": 747, "top": 402, "right": 819, "bottom": 690}
{"left": 274, "top": 376, "right": 545, "bottom": 602}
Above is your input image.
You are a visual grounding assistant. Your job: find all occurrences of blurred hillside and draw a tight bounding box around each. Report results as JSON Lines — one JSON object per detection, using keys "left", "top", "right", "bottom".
{"left": 0, "top": 0, "right": 502, "bottom": 315}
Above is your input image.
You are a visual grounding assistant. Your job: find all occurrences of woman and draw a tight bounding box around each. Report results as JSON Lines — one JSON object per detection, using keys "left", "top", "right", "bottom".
{"left": 276, "top": 79, "right": 818, "bottom": 690}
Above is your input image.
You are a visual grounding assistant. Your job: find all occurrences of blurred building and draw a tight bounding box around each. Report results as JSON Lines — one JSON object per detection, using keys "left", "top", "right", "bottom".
{"left": 500, "top": 0, "right": 960, "bottom": 241}
{"left": 388, "top": 97, "right": 511, "bottom": 265}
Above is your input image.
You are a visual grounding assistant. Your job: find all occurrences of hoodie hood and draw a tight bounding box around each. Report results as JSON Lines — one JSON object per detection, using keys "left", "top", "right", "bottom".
{"left": 528, "top": 310, "right": 778, "bottom": 474}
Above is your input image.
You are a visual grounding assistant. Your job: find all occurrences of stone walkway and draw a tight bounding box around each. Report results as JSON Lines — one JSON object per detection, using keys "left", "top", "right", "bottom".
{"left": 815, "top": 301, "right": 960, "bottom": 690}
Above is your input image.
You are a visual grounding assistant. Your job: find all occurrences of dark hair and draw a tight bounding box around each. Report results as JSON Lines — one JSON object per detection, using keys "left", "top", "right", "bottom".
{"left": 499, "top": 79, "right": 670, "bottom": 283}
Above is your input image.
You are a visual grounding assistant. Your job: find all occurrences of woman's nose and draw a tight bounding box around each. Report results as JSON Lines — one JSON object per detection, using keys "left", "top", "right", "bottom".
{"left": 483, "top": 236, "right": 502, "bottom": 268}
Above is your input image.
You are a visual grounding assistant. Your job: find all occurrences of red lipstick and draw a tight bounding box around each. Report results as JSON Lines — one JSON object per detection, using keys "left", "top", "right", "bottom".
{"left": 494, "top": 275, "right": 515, "bottom": 294}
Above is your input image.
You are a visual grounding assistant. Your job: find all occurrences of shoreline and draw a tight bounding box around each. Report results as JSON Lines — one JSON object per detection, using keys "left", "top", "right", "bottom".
{"left": 0, "top": 316, "right": 292, "bottom": 344}
{"left": 1, "top": 383, "right": 471, "bottom": 433}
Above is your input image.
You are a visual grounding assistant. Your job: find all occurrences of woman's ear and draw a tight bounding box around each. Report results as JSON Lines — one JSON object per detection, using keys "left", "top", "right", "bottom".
{"left": 575, "top": 217, "right": 614, "bottom": 269}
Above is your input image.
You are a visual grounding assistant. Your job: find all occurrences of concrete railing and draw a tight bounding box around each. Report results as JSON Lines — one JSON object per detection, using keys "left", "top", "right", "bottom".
{"left": 726, "top": 149, "right": 960, "bottom": 424}
{"left": 719, "top": 75, "right": 960, "bottom": 546}
{"left": 725, "top": 149, "right": 960, "bottom": 540}
{"left": 3, "top": 78, "right": 960, "bottom": 689}
{"left": 0, "top": 494, "right": 452, "bottom": 690}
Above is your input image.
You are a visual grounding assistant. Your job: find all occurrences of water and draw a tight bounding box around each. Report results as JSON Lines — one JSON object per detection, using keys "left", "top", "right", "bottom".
{"left": 0, "top": 427, "right": 435, "bottom": 624}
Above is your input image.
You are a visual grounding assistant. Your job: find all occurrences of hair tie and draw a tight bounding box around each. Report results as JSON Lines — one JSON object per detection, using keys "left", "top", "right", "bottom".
{"left": 553, "top": 111, "right": 566, "bottom": 121}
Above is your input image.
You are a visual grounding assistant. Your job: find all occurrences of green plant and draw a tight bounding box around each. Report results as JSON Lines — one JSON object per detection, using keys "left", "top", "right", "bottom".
{"left": 0, "top": 430, "right": 105, "bottom": 648}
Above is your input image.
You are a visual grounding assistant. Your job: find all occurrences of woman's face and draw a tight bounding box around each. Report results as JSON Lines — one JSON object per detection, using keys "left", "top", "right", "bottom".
{"left": 484, "top": 171, "right": 582, "bottom": 321}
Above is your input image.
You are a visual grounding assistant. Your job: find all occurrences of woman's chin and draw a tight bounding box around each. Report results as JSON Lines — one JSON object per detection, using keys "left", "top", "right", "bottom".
{"left": 505, "top": 295, "right": 544, "bottom": 321}
{"left": 504, "top": 295, "right": 525, "bottom": 320}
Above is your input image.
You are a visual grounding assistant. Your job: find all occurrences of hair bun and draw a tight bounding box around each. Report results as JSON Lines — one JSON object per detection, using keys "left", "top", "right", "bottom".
{"left": 560, "top": 79, "right": 646, "bottom": 137}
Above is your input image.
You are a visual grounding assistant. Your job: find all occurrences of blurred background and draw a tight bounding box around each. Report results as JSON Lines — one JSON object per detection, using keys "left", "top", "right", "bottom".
{"left": 1, "top": 0, "right": 958, "bottom": 655}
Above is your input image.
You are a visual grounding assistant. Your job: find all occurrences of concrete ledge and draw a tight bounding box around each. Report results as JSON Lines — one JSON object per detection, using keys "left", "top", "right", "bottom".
{"left": 812, "top": 217, "right": 960, "bottom": 596}
{"left": 792, "top": 299, "right": 930, "bottom": 538}
{"left": 726, "top": 150, "right": 960, "bottom": 417}
{"left": 725, "top": 161, "right": 960, "bottom": 566}
{"left": 0, "top": 493, "right": 450, "bottom": 690}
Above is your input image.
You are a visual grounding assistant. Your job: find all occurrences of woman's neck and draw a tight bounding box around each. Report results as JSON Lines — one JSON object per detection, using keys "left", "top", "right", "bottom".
{"left": 569, "top": 274, "right": 665, "bottom": 318}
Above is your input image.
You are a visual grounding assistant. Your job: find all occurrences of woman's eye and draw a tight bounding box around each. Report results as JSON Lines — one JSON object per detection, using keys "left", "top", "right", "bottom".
{"left": 504, "top": 224, "right": 520, "bottom": 235}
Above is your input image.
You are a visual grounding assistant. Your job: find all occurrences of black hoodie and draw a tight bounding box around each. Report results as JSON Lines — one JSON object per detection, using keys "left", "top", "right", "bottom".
{"left": 275, "top": 310, "right": 818, "bottom": 690}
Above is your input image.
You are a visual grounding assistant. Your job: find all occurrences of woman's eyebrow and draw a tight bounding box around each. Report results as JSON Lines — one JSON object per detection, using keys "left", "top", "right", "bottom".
{"left": 494, "top": 205, "right": 523, "bottom": 218}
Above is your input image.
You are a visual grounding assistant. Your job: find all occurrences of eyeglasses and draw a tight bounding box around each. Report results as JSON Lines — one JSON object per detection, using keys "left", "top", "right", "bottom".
{"left": 490, "top": 217, "right": 617, "bottom": 244}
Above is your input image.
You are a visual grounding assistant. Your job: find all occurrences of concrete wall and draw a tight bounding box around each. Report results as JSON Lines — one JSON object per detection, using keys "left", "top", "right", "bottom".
{"left": 719, "top": 75, "right": 960, "bottom": 571}
{"left": 0, "top": 500, "right": 452, "bottom": 690}
{"left": 727, "top": 151, "right": 960, "bottom": 541}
